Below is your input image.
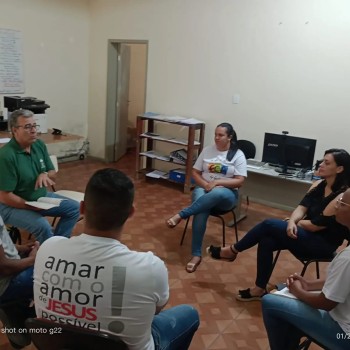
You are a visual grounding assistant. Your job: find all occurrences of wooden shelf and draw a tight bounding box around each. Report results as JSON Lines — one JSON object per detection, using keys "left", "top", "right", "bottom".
{"left": 135, "top": 114, "right": 205, "bottom": 193}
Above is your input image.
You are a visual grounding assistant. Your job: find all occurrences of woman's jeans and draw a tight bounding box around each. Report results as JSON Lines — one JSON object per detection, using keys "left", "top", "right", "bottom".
{"left": 234, "top": 219, "right": 336, "bottom": 289}
{"left": 179, "top": 187, "right": 238, "bottom": 256}
{"left": 152, "top": 305, "right": 200, "bottom": 350}
{"left": 0, "top": 192, "right": 80, "bottom": 244}
{"left": 262, "top": 294, "right": 348, "bottom": 350}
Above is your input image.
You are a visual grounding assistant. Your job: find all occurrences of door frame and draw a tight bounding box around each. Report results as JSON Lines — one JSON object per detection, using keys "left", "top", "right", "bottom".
{"left": 105, "top": 39, "right": 148, "bottom": 162}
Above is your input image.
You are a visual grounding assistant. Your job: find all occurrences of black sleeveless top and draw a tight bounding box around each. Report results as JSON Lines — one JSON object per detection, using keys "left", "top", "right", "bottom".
{"left": 299, "top": 180, "right": 350, "bottom": 248}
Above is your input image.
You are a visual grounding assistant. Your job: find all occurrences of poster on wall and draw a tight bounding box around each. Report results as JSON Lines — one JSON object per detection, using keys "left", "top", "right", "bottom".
{"left": 0, "top": 28, "right": 25, "bottom": 94}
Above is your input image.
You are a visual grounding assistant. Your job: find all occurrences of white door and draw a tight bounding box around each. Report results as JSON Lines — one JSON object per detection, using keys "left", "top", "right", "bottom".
{"left": 114, "top": 44, "right": 130, "bottom": 161}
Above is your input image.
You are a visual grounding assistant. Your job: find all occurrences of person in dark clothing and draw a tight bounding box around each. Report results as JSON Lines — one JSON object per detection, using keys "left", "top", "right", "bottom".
{"left": 207, "top": 148, "right": 350, "bottom": 301}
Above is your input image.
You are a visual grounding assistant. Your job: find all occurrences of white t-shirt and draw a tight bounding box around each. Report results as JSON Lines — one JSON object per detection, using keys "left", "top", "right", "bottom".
{"left": 0, "top": 216, "right": 20, "bottom": 296}
{"left": 194, "top": 145, "right": 247, "bottom": 183}
{"left": 34, "top": 234, "right": 169, "bottom": 350}
{"left": 323, "top": 245, "right": 350, "bottom": 334}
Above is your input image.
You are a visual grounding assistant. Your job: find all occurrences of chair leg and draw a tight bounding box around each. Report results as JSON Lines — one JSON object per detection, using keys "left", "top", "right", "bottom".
{"left": 270, "top": 250, "right": 281, "bottom": 276}
{"left": 295, "top": 260, "right": 323, "bottom": 279}
{"left": 216, "top": 216, "right": 226, "bottom": 247}
{"left": 316, "top": 261, "right": 320, "bottom": 279}
{"left": 298, "top": 338, "right": 312, "bottom": 350}
{"left": 180, "top": 217, "right": 190, "bottom": 246}
{"left": 300, "top": 263, "right": 308, "bottom": 277}
{"left": 231, "top": 210, "right": 238, "bottom": 243}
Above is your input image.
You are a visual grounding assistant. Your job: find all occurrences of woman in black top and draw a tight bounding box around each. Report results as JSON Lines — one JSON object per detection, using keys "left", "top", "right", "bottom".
{"left": 207, "top": 148, "right": 350, "bottom": 301}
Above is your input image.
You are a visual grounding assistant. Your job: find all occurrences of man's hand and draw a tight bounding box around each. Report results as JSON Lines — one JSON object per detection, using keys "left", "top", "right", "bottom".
{"left": 16, "top": 241, "right": 40, "bottom": 256}
{"left": 27, "top": 241, "right": 40, "bottom": 260}
{"left": 35, "top": 173, "right": 55, "bottom": 189}
{"left": 287, "top": 273, "right": 309, "bottom": 298}
{"left": 287, "top": 273, "right": 310, "bottom": 291}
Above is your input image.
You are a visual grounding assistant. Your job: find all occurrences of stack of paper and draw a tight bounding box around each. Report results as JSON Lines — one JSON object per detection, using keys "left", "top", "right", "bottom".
{"left": 145, "top": 170, "right": 168, "bottom": 179}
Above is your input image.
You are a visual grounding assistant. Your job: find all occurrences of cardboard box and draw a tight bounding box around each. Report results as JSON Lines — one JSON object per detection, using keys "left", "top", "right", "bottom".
{"left": 169, "top": 169, "right": 195, "bottom": 184}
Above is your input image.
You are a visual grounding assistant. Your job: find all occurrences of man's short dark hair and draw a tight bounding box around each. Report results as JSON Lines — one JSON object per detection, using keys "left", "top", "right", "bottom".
{"left": 84, "top": 168, "right": 134, "bottom": 231}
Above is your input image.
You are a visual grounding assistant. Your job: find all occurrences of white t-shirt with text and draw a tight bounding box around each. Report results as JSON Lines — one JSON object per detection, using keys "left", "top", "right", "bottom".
{"left": 34, "top": 234, "right": 169, "bottom": 350}
{"left": 193, "top": 145, "right": 247, "bottom": 183}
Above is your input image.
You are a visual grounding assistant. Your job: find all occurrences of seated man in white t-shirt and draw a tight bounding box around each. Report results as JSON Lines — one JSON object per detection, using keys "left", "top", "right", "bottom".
{"left": 34, "top": 168, "right": 199, "bottom": 350}
{"left": 0, "top": 215, "right": 39, "bottom": 348}
{"left": 262, "top": 188, "right": 350, "bottom": 350}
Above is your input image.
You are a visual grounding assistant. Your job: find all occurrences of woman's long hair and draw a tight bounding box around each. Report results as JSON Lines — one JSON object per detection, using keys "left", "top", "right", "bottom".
{"left": 217, "top": 122, "right": 238, "bottom": 161}
{"left": 324, "top": 148, "right": 350, "bottom": 193}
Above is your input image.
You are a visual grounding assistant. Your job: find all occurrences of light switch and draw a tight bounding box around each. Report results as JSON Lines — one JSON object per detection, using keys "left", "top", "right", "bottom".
{"left": 232, "top": 94, "right": 240, "bottom": 104}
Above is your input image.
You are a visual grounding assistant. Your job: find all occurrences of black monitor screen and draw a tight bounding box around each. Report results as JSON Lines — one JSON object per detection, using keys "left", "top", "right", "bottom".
{"left": 262, "top": 132, "right": 317, "bottom": 170}
{"left": 261, "top": 133, "right": 285, "bottom": 167}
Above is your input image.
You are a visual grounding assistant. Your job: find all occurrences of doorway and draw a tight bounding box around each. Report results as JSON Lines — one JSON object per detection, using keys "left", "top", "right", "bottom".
{"left": 105, "top": 40, "right": 148, "bottom": 162}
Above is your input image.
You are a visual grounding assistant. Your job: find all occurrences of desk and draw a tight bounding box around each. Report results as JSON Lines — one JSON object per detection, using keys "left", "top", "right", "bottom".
{"left": 243, "top": 165, "right": 312, "bottom": 211}
{"left": 0, "top": 130, "right": 86, "bottom": 161}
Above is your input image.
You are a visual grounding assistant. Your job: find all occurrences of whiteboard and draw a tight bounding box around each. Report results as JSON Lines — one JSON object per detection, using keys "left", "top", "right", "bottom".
{"left": 0, "top": 28, "right": 24, "bottom": 94}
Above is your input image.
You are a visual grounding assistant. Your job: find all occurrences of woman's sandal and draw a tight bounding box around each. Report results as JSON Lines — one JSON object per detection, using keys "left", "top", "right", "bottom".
{"left": 186, "top": 257, "right": 202, "bottom": 273}
{"left": 206, "top": 245, "right": 237, "bottom": 262}
{"left": 166, "top": 215, "right": 182, "bottom": 229}
{"left": 235, "top": 288, "right": 267, "bottom": 302}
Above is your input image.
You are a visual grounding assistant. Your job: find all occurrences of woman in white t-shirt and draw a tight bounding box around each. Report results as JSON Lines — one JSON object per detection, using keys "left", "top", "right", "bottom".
{"left": 166, "top": 123, "right": 247, "bottom": 273}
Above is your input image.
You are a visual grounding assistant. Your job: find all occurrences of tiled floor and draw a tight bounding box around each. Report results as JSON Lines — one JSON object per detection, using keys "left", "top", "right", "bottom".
{"left": 0, "top": 150, "right": 325, "bottom": 349}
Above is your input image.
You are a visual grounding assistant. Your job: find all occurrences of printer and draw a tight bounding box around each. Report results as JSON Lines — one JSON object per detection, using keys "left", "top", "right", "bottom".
{"left": 4, "top": 96, "right": 50, "bottom": 113}
{"left": 4, "top": 96, "right": 50, "bottom": 133}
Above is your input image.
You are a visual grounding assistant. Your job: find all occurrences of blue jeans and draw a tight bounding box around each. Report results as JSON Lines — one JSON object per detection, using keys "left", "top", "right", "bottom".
{"left": 152, "top": 305, "right": 199, "bottom": 350}
{"left": 179, "top": 187, "right": 238, "bottom": 256}
{"left": 234, "top": 219, "right": 336, "bottom": 289}
{"left": 262, "top": 294, "right": 348, "bottom": 350}
{"left": 0, "top": 266, "right": 34, "bottom": 303}
{"left": 0, "top": 192, "right": 80, "bottom": 243}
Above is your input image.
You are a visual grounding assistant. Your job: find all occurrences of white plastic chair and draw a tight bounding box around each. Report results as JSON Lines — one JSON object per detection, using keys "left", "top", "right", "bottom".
{"left": 49, "top": 155, "right": 85, "bottom": 203}
{"left": 49, "top": 155, "right": 84, "bottom": 226}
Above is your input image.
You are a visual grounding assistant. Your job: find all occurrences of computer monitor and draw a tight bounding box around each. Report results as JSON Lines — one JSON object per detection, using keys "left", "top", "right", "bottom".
{"left": 262, "top": 132, "right": 317, "bottom": 171}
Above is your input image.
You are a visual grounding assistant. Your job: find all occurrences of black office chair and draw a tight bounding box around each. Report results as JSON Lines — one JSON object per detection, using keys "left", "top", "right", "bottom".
{"left": 25, "top": 318, "right": 129, "bottom": 350}
{"left": 271, "top": 237, "right": 349, "bottom": 281}
{"left": 226, "top": 139, "right": 256, "bottom": 225}
{"left": 180, "top": 207, "right": 238, "bottom": 247}
{"left": 237, "top": 139, "right": 256, "bottom": 160}
{"left": 7, "top": 225, "right": 22, "bottom": 244}
{"left": 271, "top": 249, "right": 337, "bottom": 279}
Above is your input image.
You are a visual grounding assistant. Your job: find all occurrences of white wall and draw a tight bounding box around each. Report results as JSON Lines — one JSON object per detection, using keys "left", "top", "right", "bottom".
{"left": 0, "top": 0, "right": 89, "bottom": 136}
{"left": 1, "top": 1, "right": 349, "bottom": 160}
{"left": 88, "top": 0, "right": 350, "bottom": 160}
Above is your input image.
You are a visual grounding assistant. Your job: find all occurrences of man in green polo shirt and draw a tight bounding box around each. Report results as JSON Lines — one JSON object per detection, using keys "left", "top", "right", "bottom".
{"left": 0, "top": 109, "right": 80, "bottom": 243}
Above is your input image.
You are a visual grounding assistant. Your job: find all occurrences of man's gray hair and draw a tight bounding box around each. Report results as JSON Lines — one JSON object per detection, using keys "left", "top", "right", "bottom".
{"left": 9, "top": 109, "right": 34, "bottom": 129}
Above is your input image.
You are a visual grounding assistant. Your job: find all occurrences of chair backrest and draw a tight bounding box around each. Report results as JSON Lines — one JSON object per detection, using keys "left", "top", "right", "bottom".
{"left": 25, "top": 318, "right": 128, "bottom": 350}
{"left": 50, "top": 155, "right": 59, "bottom": 172}
{"left": 237, "top": 140, "right": 256, "bottom": 159}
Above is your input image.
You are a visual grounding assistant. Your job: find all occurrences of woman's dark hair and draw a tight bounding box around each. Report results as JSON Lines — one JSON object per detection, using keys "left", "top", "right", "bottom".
{"left": 217, "top": 122, "right": 238, "bottom": 161}
{"left": 324, "top": 148, "right": 350, "bottom": 193}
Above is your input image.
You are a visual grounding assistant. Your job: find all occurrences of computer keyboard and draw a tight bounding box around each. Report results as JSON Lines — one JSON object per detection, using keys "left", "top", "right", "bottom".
{"left": 246, "top": 159, "right": 266, "bottom": 169}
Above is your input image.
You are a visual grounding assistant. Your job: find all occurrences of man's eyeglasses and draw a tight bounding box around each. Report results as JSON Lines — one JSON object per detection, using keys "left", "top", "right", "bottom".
{"left": 15, "top": 124, "right": 40, "bottom": 131}
{"left": 336, "top": 197, "right": 350, "bottom": 208}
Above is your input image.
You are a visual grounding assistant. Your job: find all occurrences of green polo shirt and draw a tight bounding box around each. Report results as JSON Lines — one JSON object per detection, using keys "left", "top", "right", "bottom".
{"left": 0, "top": 138, "right": 55, "bottom": 201}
